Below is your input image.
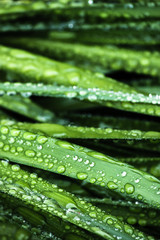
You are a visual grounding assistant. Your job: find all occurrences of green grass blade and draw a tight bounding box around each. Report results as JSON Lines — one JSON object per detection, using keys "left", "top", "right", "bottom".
{"left": 1, "top": 82, "right": 160, "bottom": 105}
{"left": 61, "top": 113, "right": 160, "bottom": 132}
{"left": 1, "top": 45, "right": 160, "bottom": 117}
{"left": 0, "top": 45, "right": 135, "bottom": 93}
{"left": 0, "top": 220, "right": 37, "bottom": 240}
{"left": 0, "top": 159, "right": 151, "bottom": 240}
{"left": 95, "top": 203, "right": 160, "bottom": 228}
{"left": 15, "top": 122, "right": 160, "bottom": 140}
{"left": 0, "top": 95, "right": 55, "bottom": 122}
{"left": 3, "top": 38, "right": 160, "bottom": 77}
{"left": 0, "top": 122, "right": 160, "bottom": 210}
{"left": 0, "top": 193, "right": 91, "bottom": 240}
{"left": 119, "top": 157, "right": 160, "bottom": 164}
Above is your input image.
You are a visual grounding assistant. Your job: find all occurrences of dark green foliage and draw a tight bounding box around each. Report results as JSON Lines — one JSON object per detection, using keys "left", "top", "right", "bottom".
{"left": 0, "top": 1, "right": 160, "bottom": 239}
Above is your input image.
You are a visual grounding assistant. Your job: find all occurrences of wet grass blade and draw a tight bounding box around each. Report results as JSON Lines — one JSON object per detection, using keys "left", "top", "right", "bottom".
{"left": 3, "top": 38, "right": 160, "bottom": 77}
{"left": 1, "top": 82, "right": 160, "bottom": 106}
{"left": 0, "top": 192, "right": 91, "bottom": 240}
{"left": 0, "top": 45, "right": 135, "bottom": 93}
{"left": 1, "top": 45, "right": 160, "bottom": 117}
{"left": 0, "top": 122, "right": 160, "bottom": 209}
{"left": 60, "top": 113, "right": 160, "bottom": 132}
{"left": 0, "top": 218, "right": 40, "bottom": 240}
{"left": 0, "top": 94, "right": 55, "bottom": 122}
{"left": 14, "top": 122, "right": 160, "bottom": 140}
{"left": 119, "top": 157, "right": 160, "bottom": 164}
{"left": 0, "top": 159, "right": 151, "bottom": 240}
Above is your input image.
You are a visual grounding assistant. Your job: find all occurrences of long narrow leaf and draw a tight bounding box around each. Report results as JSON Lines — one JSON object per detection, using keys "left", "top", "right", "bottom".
{"left": 0, "top": 122, "right": 160, "bottom": 209}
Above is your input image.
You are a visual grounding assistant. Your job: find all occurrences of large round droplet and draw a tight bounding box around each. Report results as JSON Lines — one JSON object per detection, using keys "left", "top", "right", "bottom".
{"left": 25, "top": 150, "right": 36, "bottom": 157}
{"left": 77, "top": 172, "right": 88, "bottom": 180}
{"left": 124, "top": 183, "right": 135, "bottom": 194}
{"left": 11, "top": 164, "right": 20, "bottom": 172}
{"left": 107, "top": 181, "right": 118, "bottom": 190}
{"left": 90, "top": 178, "right": 96, "bottom": 183}
{"left": 37, "top": 136, "right": 48, "bottom": 144}
{"left": 10, "top": 129, "right": 20, "bottom": 137}
{"left": 0, "top": 126, "right": 9, "bottom": 134}
{"left": 3, "top": 144, "right": 10, "bottom": 152}
{"left": 57, "top": 165, "right": 66, "bottom": 173}
{"left": 23, "top": 132, "right": 37, "bottom": 141}
{"left": 127, "top": 216, "right": 137, "bottom": 225}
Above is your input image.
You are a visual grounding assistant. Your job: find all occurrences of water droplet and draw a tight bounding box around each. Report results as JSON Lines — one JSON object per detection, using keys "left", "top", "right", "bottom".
{"left": 90, "top": 178, "right": 96, "bottom": 183}
{"left": 10, "top": 129, "right": 20, "bottom": 137}
{"left": 48, "top": 163, "right": 54, "bottom": 169}
{"left": 78, "top": 158, "right": 82, "bottom": 162}
{"left": 66, "top": 92, "right": 77, "bottom": 98}
{"left": 0, "top": 142, "right": 4, "bottom": 148}
{"left": 77, "top": 172, "right": 88, "bottom": 180}
{"left": 90, "top": 162, "right": 95, "bottom": 167}
{"left": 37, "top": 158, "right": 43, "bottom": 163}
{"left": 25, "top": 150, "right": 36, "bottom": 157}
{"left": 3, "top": 144, "right": 10, "bottom": 151}
{"left": 105, "top": 128, "right": 113, "bottom": 133}
{"left": 140, "top": 58, "right": 149, "bottom": 66}
{"left": 100, "top": 182, "right": 105, "bottom": 187}
{"left": 97, "top": 177, "right": 103, "bottom": 182}
{"left": 124, "top": 225, "right": 133, "bottom": 235}
{"left": 84, "top": 160, "right": 89, "bottom": 164}
{"left": 37, "top": 136, "right": 48, "bottom": 144}
{"left": 37, "top": 145, "right": 42, "bottom": 150}
{"left": 9, "top": 189, "right": 16, "bottom": 195}
{"left": 127, "top": 216, "right": 137, "bottom": 225}
{"left": 23, "top": 132, "right": 37, "bottom": 141}
{"left": 121, "top": 171, "right": 127, "bottom": 177}
{"left": 44, "top": 69, "right": 58, "bottom": 77}
{"left": 135, "top": 179, "right": 140, "bottom": 183}
{"left": 11, "top": 164, "right": 20, "bottom": 172}
{"left": 8, "top": 137, "right": 15, "bottom": 143}
{"left": 124, "top": 183, "right": 135, "bottom": 194}
{"left": 1, "top": 160, "right": 9, "bottom": 167}
{"left": 137, "top": 194, "right": 143, "bottom": 200}
{"left": 106, "top": 218, "right": 114, "bottom": 225}
{"left": 107, "top": 181, "right": 118, "bottom": 190}
{"left": 0, "top": 126, "right": 9, "bottom": 134}
{"left": 17, "top": 147, "right": 24, "bottom": 152}
{"left": 10, "top": 146, "right": 16, "bottom": 153}
{"left": 57, "top": 165, "right": 66, "bottom": 173}
{"left": 138, "top": 219, "right": 147, "bottom": 226}
{"left": 89, "top": 212, "right": 97, "bottom": 218}
{"left": 1, "top": 135, "right": 6, "bottom": 140}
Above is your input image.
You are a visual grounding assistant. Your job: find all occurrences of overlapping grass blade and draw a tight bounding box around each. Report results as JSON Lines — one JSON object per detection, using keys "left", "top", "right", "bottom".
{"left": 3, "top": 38, "right": 160, "bottom": 77}
{"left": 1, "top": 82, "right": 160, "bottom": 106}
{"left": 0, "top": 122, "right": 160, "bottom": 209}
{"left": 0, "top": 159, "right": 151, "bottom": 240}
{"left": 0, "top": 94, "right": 55, "bottom": 122}
{"left": 0, "top": 45, "right": 160, "bottom": 117}
{"left": 13, "top": 122, "right": 160, "bottom": 140}
{"left": 60, "top": 113, "right": 160, "bottom": 132}
{"left": 87, "top": 200, "right": 160, "bottom": 227}
{"left": 0, "top": 45, "right": 135, "bottom": 93}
